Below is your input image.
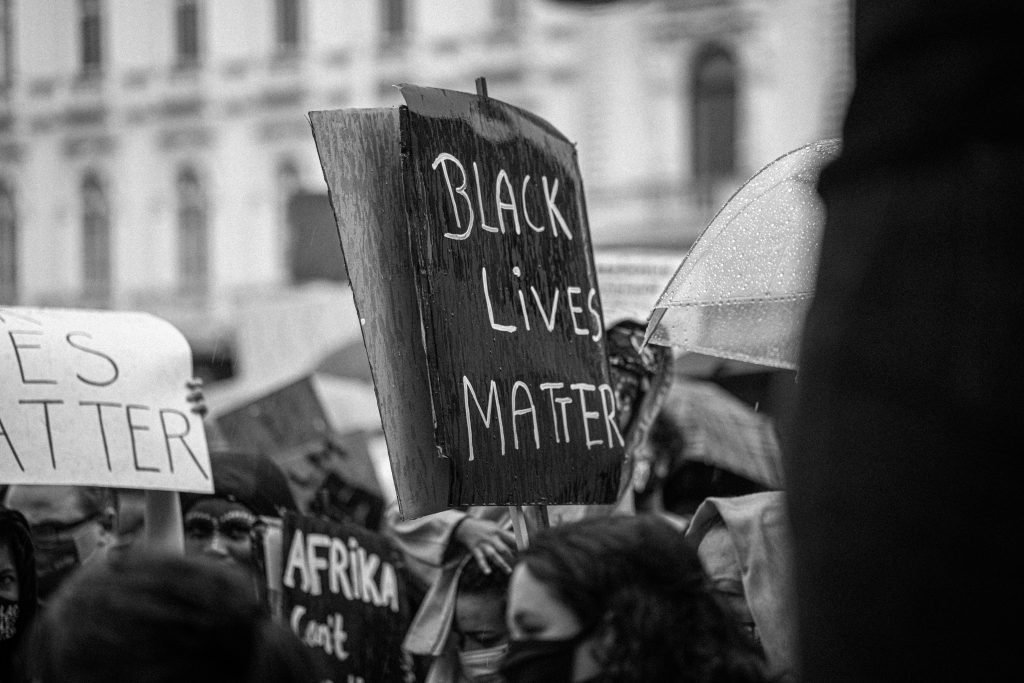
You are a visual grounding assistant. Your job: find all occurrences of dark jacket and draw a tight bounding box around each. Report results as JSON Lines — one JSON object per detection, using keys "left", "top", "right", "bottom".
{"left": 0, "top": 507, "right": 37, "bottom": 682}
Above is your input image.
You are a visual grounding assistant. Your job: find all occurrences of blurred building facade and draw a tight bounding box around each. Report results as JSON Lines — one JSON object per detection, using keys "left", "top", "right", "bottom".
{"left": 0, "top": 0, "right": 851, "bottom": 382}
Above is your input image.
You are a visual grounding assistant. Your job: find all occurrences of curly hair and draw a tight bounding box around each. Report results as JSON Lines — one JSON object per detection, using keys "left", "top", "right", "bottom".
{"left": 518, "top": 515, "right": 770, "bottom": 683}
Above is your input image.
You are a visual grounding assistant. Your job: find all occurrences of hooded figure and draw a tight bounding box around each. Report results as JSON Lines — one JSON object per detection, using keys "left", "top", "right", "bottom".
{"left": 685, "top": 492, "right": 796, "bottom": 681}
{"left": 404, "top": 552, "right": 511, "bottom": 683}
{"left": 0, "top": 507, "right": 37, "bottom": 682}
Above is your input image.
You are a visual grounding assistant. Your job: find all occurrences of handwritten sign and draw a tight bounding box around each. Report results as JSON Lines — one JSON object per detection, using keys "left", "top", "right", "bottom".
{"left": 594, "top": 249, "right": 686, "bottom": 327}
{"left": 0, "top": 306, "right": 212, "bottom": 492}
{"left": 310, "top": 85, "right": 623, "bottom": 517}
{"left": 215, "top": 376, "right": 331, "bottom": 458}
{"left": 281, "top": 512, "right": 413, "bottom": 683}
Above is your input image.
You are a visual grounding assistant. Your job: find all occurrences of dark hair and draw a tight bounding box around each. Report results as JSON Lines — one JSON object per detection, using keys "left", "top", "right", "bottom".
{"left": 180, "top": 450, "right": 298, "bottom": 518}
{"left": 518, "top": 515, "right": 770, "bottom": 683}
{"left": 26, "top": 552, "right": 318, "bottom": 683}
{"left": 0, "top": 507, "right": 37, "bottom": 682}
{"left": 458, "top": 555, "right": 512, "bottom": 598}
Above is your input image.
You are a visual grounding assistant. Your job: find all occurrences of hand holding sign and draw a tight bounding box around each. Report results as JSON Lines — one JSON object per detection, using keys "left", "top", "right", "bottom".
{"left": 0, "top": 307, "right": 212, "bottom": 493}
{"left": 454, "top": 516, "right": 517, "bottom": 575}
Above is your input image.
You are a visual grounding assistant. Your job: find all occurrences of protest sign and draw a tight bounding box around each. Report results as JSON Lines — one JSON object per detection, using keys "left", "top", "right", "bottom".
{"left": 0, "top": 306, "right": 211, "bottom": 492}
{"left": 594, "top": 248, "right": 687, "bottom": 327}
{"left": 280, "top": 512, "right": 413, "bottom": 683}
{"left": 215, "top": 376, "right": 331, "bottom": 458}
{"left": 310, "top": 85, "right": 624, "bottom": 518}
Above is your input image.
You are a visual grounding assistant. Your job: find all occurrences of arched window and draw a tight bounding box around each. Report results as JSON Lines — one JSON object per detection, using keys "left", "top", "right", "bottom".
{"left": 80, "top": 0, "right": 103, "bottom": 74}
{"left": 177, "top": 166, "right": 208, "bottom": 291}
{"left": 692, "top": 44, "right": 737, "bottom": 186}
{"left": 0, "top": 179, "right": 16, "bottom": 301}
{"left": 382, "top": 0, "right": 406, "bottom": 39}
{"left": 175, "top": 0, "right": 200, "bottom": 66}
{"left": 81, "top": 172, "right": 111, "bottom": 297}
{"left": 275, "top": 0, "right": 300, "bottom": 51}
{"left": 1, "top": 0, "right": 14, "bottom": 88}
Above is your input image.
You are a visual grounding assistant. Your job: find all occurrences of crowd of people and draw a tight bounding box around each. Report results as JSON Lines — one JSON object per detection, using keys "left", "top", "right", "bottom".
{"left": 3, "top": 0, "right": 1017, "bottom": 679}
{"left": 0, "top": 308, "right": 803, "bottom": 683}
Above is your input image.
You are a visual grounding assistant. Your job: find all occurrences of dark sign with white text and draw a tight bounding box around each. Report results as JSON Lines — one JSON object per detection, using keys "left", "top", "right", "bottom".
{"left": 280, "top": 513, "right": 413, "bottom": 683}
{"left": 401, "top": 86, "right": 622, "bottom": 506}
{"left": 310, "top": 85, "right": 622, "bottom": 518}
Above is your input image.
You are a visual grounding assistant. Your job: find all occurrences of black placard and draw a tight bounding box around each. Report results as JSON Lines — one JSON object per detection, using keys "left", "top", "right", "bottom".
{"left": 280, "top": 512, "right": 413, "bottom": 683}
{"left": 309, "top": 85, "right": 623, "bottom": 517}
{"left": 401, "top": 85, "right": 622, "bottom": 506}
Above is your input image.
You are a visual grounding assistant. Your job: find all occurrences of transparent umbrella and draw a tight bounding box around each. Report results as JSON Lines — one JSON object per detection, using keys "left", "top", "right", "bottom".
{"left": 645, "top": 139, "right": 840, "bottom": 369}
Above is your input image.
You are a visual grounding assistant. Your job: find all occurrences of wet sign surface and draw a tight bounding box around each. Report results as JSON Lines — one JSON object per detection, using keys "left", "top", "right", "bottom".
{"left": 310, "top": 85, "right": 622, "bottom": 517}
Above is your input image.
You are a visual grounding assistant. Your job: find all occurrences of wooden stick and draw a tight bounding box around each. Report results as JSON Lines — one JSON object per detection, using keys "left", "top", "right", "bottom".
{"left": 534, "top": 504, "right": 551, "bottom": 530}
{"left": 144, "top": 489, "right": 184, "bottom": 554}
{"left": 509, "top": 504, "right": 529, "bottom": 550}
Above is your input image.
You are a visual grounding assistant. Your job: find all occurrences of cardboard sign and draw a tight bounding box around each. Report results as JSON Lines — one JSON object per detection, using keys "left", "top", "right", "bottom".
{"left": 595, "top": 249, "right": 686, "bottom": 327}
{"left": 310, "top": 85, "right": 624, "bottom": 517}
{"left": 280, "top": 512, "right": 413, "bottom": 683}
{"left": 0, "top": 306, "right": 212, "bottom": 492}
{"left": 215, "top": 376, "right": 331, "bottom": 458}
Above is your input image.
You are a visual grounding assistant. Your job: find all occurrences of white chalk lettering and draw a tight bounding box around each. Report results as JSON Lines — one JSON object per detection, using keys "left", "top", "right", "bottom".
{"left": 463, "top": 376, "right": 505, "bottom": 461}
{"left": 432, "top": 153, "right": 475, "bottom": 240}
{"left": 511, "top": 381, "right": 540, "bottom": 450}
{"left": 462, "top": 379, "right": 622, "bottom": 458}
{"left": 570, "top": 383, "right": 602, "bottom": 449}
{"left": 495, "top": 169, "right": 522, "bottom": 235}
{"left": 542, "top": 175, "right": 573, "bottom": 239}
{"left": 284, "top": 530, "right": 400, "bottom": 612}
{"left": 481, "top": 267, "right": 517, "bottom": 333}
{"left": 473, "top": 162, "right": 501, "bottom": 234}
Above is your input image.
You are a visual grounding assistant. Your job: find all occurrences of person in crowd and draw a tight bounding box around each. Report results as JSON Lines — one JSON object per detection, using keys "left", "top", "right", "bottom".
{"left": 1, "top": 485, "right": 116, "bottom": 601}
{"left": 501, "top": 515, "right": 770, "bottom": 683}
{"left": 25, "top": 551, "right": 319, "bottom": 683}
{"left": 685, "top": 492, "right": 796, "bottom": 682}
{"left": 0, "top": 507, "right": 37, "bottom": 683}
{"left": 179, "top": 449, "right": 297, "bottom": 603}
{"left": 405, "top": 552, "right": 513, "bottom": 683}
{"left": 634, "top": 412, "right": 769, "bottom": 526}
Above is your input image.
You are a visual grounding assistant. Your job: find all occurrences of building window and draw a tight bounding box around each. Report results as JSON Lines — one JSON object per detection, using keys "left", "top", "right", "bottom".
{"left": 1, "top": 0, "right": 13, "bottom": 88}
{"left": 175, "top": 0, "right": 200, "bottom": 66}
{"left": 81, "top": 172, "right": 111, "bottom": 298}
{"left": 382, "top": 0, "right": 407, "bottom": 40}
{"left": 275, "top": 0, "right": 301, "bottom": 52}
{"left": 0, "top": 180, "right": 16, "bottom": 302}
{"left": 493, "top": 0, "right": 519, "bottom": 26}
{"left": 177, "top": 167, "right": 208, "bottom": 292}
{"left": 692, "top": 44, "right": 737, "bottom": 187}
{"left": 80, "top": 0, "right": 103, "bottom": 75}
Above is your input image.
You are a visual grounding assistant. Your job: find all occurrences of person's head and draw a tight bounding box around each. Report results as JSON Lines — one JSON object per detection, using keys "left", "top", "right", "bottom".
{"left": 503, "top": 515, "right": 768, "bottom": 683}
{"left": 605, "top": 320, "right": 675, "bottom": 503}
{"left": 0, "top": 507, "right": 36, "bottom": 652}
{"left": 2, "top": 485, "right": 115, "bottom": 600}
{"left": 456, "top": 559, "right": 510, "bottom": 650}
{"left": 180, "top": 450, "right": 296, "bottom": 575}
{"left": 454, "top": 558, "right": 512, "bottom": 681}
{"left": 686, "top": 493, "right": 796, "bottom": 679}
{"left": 26, "top": 551, "right": 318, "bottom": 683}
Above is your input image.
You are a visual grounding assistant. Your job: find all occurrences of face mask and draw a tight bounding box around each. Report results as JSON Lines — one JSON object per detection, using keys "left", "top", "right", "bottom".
{"left": 33, "top": 532, "right": 94, "bottom": 601}
{"left": 0, "top": 599, "right": 18, "bottom": 641}
{"left": 458, "top": 642, "right": 509, "bottom": 681}
{"left": 499, "top": 633, "right": 588, "bottom": 683}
